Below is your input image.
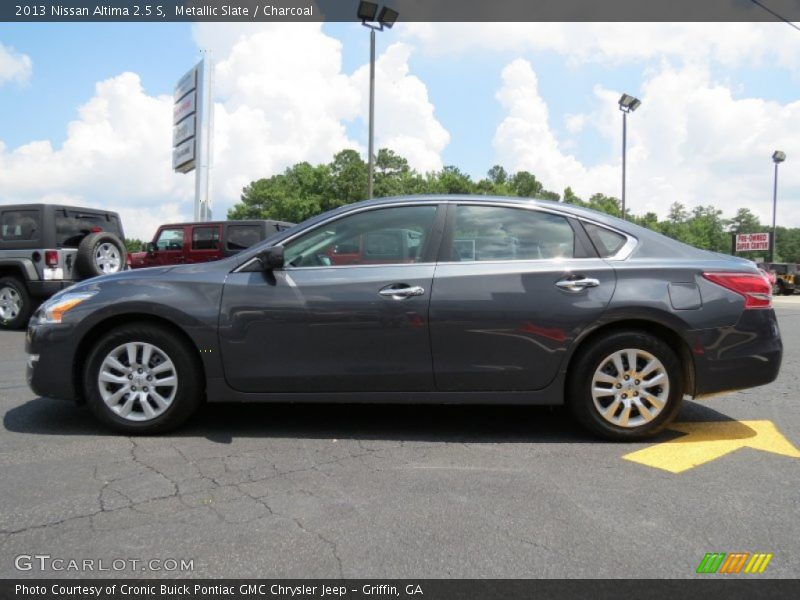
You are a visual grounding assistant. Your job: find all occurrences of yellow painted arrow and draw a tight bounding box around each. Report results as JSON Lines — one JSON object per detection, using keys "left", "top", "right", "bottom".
{"left": 622, "top": 420, "right": 800, "bottom": 473}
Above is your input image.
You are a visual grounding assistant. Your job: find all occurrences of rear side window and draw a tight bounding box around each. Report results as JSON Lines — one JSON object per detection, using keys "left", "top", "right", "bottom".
{"left": 56, "top": 211, "right": 123, "bottom": 247}
{"left": 583, "top": 222, "right": 627, "bottom": 257}
{"left": 192, "top": 226, "right": 220, "bottom": 250}
{"left": 227, "top": 225, "right": 262, "bottom": 251}
{"left": 451, "top": 205, "right": 575, "bottom": 261}
{"left": 1, "top": 210, "right": 39, "bottom": 241}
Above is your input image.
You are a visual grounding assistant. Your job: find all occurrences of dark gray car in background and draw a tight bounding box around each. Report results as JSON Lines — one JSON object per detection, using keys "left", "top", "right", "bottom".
{"left": 25, "top": 196, "right": 782, "bottom": 440}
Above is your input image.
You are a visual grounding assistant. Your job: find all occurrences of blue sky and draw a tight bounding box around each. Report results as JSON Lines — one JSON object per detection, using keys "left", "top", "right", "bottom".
{"left": 1, "top": 22, "right": 798, "bottom": 237}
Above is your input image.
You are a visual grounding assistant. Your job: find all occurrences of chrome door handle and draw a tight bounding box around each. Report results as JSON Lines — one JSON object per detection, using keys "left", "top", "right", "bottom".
{"left": 379, "top": 285, "right": 425, "bottom": 299}
{"left": 555, "top": 277, "right": 600, "bottom": 292}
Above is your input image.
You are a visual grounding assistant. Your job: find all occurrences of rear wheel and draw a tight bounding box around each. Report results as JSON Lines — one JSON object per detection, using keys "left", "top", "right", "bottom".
{"left": 567, "top": 330, "right": 684, "bottom": 441}
{"left": 83, "top": 323, "right": 202, "bottom": 434}
{"left": 0, "top": 277, "right": 32, "bottom": 330}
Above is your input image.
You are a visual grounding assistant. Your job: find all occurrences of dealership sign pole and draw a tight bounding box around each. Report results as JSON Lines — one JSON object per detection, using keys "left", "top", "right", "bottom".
{"left": 172, "top": 53, "right": 214, "bottom": 221}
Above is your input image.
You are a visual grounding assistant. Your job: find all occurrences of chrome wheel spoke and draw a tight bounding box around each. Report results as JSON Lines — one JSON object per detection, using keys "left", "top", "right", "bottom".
{"left": 635, "top": 399, "right": 654, "bottom": 422}
{"left": 117, "top": 395, "right": 135, "bottom": 417}
{"left": 99, "top": 371, "right": 128, "bottom": 385}
{"left": 618, "top": 404, "right": 632, "bottom": 427}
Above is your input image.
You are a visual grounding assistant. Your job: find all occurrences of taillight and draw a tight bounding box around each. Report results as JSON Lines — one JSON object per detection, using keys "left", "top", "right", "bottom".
{"left": 703, "top": 272, "right": 772, "bottom": 309}
{"left": 90, "top": 226, "right": 103, "bottom": 233}
{"left": 44, "top": 250, "right": 59, "bottom": 268}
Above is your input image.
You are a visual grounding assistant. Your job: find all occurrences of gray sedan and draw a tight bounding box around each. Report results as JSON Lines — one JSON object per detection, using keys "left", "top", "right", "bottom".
{"left": 25, "top": 196, "right": 782, "bottom": 440}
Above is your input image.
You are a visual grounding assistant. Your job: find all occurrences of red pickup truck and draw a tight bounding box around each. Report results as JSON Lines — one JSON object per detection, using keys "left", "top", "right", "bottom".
{"left": 129, "top": 220, "right": 293, "bottom": 268}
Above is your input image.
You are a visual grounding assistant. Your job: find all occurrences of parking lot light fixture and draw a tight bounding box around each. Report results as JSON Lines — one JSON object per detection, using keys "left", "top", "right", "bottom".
{"left": 618, "top": 93, "right": 641, "bottom": 220}
{"left": 359, "top": 2, "right": 399, "bottom": 199}
{"left": 770, "top": 150, "right": 786, "bottom": 262}
{"left": 377, "top": 6, "right": 399, "bottom": 28}
{"left": 357, "top": 1, "right": 378, "bottom": 21}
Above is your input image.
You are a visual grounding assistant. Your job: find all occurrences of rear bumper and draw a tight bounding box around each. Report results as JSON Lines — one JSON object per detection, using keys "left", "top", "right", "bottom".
{"left": 692, "top": 309, "right": 782, "bottom": 397}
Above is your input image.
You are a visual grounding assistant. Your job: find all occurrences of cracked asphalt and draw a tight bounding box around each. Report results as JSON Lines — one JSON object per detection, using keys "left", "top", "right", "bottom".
{"left": 1, "top": 302, "right": 799, "bottom": 579}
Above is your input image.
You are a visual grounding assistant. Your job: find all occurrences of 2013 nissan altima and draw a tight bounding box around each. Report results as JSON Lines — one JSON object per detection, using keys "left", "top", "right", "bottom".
{"left": 26, "top": 196, "right": 782, "bottom": 440}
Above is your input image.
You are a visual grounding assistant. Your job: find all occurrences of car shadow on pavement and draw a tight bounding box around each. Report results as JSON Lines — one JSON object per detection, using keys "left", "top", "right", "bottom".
{"left": 4, "top": 395, "right": 737, "bottom": 445}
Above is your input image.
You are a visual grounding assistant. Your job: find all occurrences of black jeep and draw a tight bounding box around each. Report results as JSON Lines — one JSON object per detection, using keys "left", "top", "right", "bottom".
{"left": 0, "top": 204, "right": 127, "bottom": 329}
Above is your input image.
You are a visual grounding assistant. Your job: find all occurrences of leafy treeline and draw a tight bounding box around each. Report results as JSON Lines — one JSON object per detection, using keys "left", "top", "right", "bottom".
{"left": 224, "top": 148, "right": 800, "bottom": 262}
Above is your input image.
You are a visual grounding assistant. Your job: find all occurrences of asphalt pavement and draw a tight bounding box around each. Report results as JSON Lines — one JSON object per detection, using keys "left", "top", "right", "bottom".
{"left": 1, "top": 302, "right": 799, "bottom": 579}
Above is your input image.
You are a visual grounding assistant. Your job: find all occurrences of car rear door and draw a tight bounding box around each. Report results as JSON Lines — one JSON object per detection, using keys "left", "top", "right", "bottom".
{"left": 219, "top": 203, "right": 445, "bottom": 393}
{"left": 187, "top": 224, "right": 222, "bottom": 263}
{"left": 429, "top": 202, "right": 616, "bottom": 392}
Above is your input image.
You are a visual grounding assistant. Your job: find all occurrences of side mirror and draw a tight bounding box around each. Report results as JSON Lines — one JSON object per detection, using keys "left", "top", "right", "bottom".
{"left": 258, "top": 246, "right": 285, "bottom": 270}
{"left": 146, "top": 242, "right": 156, "bottom": 255}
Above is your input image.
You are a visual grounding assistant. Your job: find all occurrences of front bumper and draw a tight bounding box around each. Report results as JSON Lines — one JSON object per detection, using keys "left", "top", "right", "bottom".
{"left": 26, "top": 317, "right": 81, "bottom": 402}
{"left": 692, "top": 309, "right": 782, "bottom": 397}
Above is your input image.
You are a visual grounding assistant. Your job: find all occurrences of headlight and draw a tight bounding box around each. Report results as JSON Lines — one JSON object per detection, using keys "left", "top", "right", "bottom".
{"left": 39, "top": 292, "right": 96, "bottom": 324}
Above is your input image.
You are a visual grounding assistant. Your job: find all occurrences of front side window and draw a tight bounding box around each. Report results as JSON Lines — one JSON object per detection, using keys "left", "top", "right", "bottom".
{"left": 284, "top": 205, "right": 437, "bottom": 268}
{"left": 451, "top": 205, "right": 575, "bottom": 262}
{"left": 156, "top": 228, "right": 184, "bottom": 251}
{"left": 1, "top": 210, "right": 39, "bottom": 241}
{"left": 192, "top": 226, "right": 219, "bottom": 250}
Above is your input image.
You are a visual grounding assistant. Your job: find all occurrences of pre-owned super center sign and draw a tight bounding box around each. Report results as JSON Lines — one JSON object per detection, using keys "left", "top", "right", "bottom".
{"left": 735, "top": 233, "right": 770, "bottom": 252}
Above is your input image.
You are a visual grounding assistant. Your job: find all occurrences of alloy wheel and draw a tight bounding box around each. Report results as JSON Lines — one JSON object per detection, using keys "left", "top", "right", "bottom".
{"left": 95, "top": 242, "right": 122, "bottom": 274}
{"left": 590, "top": 348, "right": 670, "bottom": 428}
{"left": 97, "top": 342, "right": 178, "bottom": 422}
{"left": 0, "top": 286, "right": 21, "bottom": 320}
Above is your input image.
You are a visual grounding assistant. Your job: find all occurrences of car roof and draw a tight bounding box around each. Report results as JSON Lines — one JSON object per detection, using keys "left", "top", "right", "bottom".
{"left": 156, "top": 219, "right": 292, "bottom": 228}
{"left": 0, "top": 203, "right": 120, "bottom": 216}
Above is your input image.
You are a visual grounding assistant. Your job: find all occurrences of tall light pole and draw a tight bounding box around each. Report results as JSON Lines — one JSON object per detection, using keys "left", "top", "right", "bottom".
{"left": 770, "top": 150, "right": 786, "bottom": 262}
{"left": 618, "top": 93, "right": 641, "bottom": 220}
{"left": 358, "top": 1, "right": 398, "bottom": 199}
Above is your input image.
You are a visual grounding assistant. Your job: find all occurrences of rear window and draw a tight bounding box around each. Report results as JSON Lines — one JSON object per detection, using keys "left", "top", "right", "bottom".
{"left": 1, "top": 210, "right": 39, "bottom": 241}
{"left": 227, "top": 225, "right": 262, "bottom": 251}
{"left": 583, "top": 222, "right": 627, "bottom": 258}
{"left": 56, "top": 210, "right": 123, "bottom": 248}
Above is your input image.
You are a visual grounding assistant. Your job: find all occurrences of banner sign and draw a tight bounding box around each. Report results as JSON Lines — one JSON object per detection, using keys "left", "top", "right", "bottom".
{"left": 735, "top": 233, "right": 770, "bottom": 252}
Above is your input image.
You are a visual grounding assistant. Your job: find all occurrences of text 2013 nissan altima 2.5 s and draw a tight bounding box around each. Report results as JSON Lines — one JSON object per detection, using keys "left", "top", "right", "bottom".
{"left": 26, "top": 196, "right": 782, "bottom": 440}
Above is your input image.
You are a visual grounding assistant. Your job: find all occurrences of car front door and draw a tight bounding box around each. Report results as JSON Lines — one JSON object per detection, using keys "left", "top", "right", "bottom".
{"left": 151, "top": 227, "right": 186, "bottom": 266}
{"left": 219, "top": 203, "right": 445, "bottom": 393}
{"left": 430, "top": 203, "right": 617, "bottom": 391}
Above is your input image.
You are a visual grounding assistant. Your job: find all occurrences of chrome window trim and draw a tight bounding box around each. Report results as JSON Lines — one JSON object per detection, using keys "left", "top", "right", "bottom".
{"left": 233, "top": 199, "right": 638, "bottom": 272}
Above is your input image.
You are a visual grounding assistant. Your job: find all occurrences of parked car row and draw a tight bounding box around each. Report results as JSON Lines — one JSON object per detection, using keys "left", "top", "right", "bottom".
{"left": 23, "top": 196, "right": 782, "bottom": 440}
{"left": 0, "top": 203, "right": 293, "bottom": 330}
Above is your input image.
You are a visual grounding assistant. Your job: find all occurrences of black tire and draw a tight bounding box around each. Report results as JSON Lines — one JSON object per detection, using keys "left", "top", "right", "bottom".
{"left": 75, "top": 232, "right": 127, "bottom": 278}
{"left": 0, "top": 276, "right": 33, "bottom": 330}
{"left": 83, "top": 323, "right": 203, "bottom": 434}
{"left": 567, "top": 330, "right": 684, "bottom": 441}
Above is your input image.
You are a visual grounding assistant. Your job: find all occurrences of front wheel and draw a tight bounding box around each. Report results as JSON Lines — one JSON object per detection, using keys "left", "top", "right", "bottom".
{"left": 84, "top": 323, "right": 202, "bottom": 434}
{"left": 567, "top": 331, "right": 684, "bottom": 441}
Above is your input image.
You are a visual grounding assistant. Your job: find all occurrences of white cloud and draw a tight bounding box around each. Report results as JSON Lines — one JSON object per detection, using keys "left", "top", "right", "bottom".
{"left": 349, "top": 42, "right": 449, "bottom": 172}
{"left": 492, "top": 58, "right": 800, "bottom": 225}
{"left": 402, "top": 22, "right": 800, "bottom": 73}
{"left": 0, "top": 24, "right": 449, "bottom": 237}
{"left": 0, "top": 72, "right": 193, "bottom": 239}
{"left": 0, "top": 42, "right": 32, "bottom": 86}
